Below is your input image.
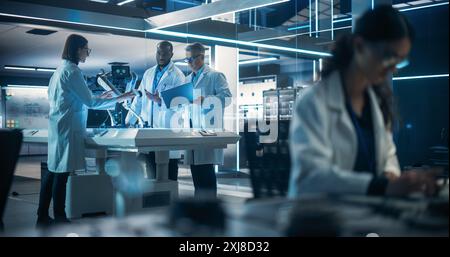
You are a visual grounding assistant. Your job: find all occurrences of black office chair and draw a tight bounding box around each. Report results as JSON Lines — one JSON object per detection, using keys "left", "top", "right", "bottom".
{"left": 244, "top": 121, "right": 291, "bottom": 199}
{"left": 0, "top": 129, "right": 23, "bottom": 231}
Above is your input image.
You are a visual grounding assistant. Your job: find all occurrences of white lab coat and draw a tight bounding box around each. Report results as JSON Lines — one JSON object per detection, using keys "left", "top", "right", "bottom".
{"left": 184, "top": 65, "right": 232, "bottom": 165}
{"left": 47, "top": 60, "right": 118, "bottom": 173}
{"left": 125, "top": 61, "right": 185, "bottom": 158}
{"left": 288, "top": 71, "right": 401, "bottom": 197}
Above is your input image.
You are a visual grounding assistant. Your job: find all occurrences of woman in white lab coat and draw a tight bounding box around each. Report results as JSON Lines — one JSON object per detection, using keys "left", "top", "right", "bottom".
{"left": 289, "top": 6, "right": 440, "bottom": 198}
{"left": 37, "top": 34, "right": 134, "bottom": 227}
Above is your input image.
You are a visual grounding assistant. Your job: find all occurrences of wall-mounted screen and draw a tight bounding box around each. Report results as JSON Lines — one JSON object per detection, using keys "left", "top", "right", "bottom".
{"left": 4, "top": 87, "right": 49, "bottom": 129}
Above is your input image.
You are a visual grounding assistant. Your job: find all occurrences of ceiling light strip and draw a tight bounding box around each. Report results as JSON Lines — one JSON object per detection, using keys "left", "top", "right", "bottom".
{"left": 393, "top": 74, "right": 449, "bottom": 80}
{"left": 239, "top": 57, "right": 278, "bottom": 65}
{"left": 0, "top": 11, "right": 330, "bottom": 58}
{"left": 147, "top": 28, "right": 332, "bottom": 57}
{"left": 117, "top": 0, "right": 135, "bottom": 6}
{"left": 399, "top": 1, "right": 448, "bottom": 12}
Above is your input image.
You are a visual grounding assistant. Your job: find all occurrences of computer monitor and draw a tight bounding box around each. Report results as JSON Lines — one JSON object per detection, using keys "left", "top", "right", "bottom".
{"left": 111, "top": 65, "right": 130, "bottom": 80}
{"left": 87, "top": 109, "right": 111, "bottom": 128}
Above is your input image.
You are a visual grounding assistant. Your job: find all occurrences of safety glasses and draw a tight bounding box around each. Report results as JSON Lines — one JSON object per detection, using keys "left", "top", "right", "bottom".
{"left": 83, "top": 47, "right": 92, "bottom": 55}
{"left": 184, "top": 54, "right": 202, "bottom": 63}
{"left": 368, "top": 42, "right": 409, "bottom": 70}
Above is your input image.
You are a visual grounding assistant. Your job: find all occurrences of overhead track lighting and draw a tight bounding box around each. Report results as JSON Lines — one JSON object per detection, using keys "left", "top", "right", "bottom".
{"left": 3, "top": 84, "right": 48, "bottom": 89}
{"left": 393, "top": 74, "right": 449, "bottom": 80}
{"left": 239, "top": 57, "right": 278, "bottom": 65}
{"left": 145, "top": 0, "right": 289, "bottom": 30}
{"left": 117, "top": 0, "right": 135, "bottom": 6}
{"left": 4, "top": 65, "right": 56, "bottom": 72}
{"left": 399, "top": 1, "right": 448, "bottom": 12}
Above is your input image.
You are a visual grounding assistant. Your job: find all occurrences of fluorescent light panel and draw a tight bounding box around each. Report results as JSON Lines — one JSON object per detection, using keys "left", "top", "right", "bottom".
{"left": 90, "top": 0, "right": 110, "bottom": 3}
{"left": 393, "top": 3, "right": 410, "bottom": 8}
{"left": 399, "top": 1, "right": 449, "bottom": 12}
{"left": 146, "top": 0, "right": 289, "bottom": 30}
{"left": 4, "top": 66, "right": 35, "bottom": 71}
{"left": 4, "top": 65, "right": 55, "bottom": 72}
{"left": 393, "top": 74, "right": 449, "bottom": 80}
{"left": 36, "top": 68, "right": 56, "bottom": 72}
{"left": 239, "top": 57, "right": 278, "bottom": 65}
{"left": 174, "top": 62, "right": 189, "bottom": 66}
{"left": 4, "top": 84, "right": 48, "bottom": 89}
{"left": 117, "top": 0, "right": 135, "bottom": 6}
{"left": 409, "top": 0, "right": 433, "bottom": 5}
{"left": 147, "top": 29, "right": 331, "bottom": 57}
{"left": 333, "top": 17, "right": 352, "bottom": 23}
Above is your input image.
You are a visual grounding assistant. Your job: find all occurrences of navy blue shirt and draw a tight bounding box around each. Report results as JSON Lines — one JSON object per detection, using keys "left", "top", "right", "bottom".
{"left": 340, "top": 72, "right": 388, "bottom": 195}
{"left": 346, "top": 92, "right": 377, "bottom": 175}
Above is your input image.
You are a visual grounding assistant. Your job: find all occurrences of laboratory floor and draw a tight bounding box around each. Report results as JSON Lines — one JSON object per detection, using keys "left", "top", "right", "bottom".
{"left": 2, "top": 156, "right": 253, "bottom": 235}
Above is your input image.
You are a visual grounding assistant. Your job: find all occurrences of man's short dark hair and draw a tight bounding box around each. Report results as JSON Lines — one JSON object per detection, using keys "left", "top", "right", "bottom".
{"left": 157, "top": 41, "right": 173, "bottom": 52}
{"left": 185, "top": 42, "right": 205, "bottom": 55}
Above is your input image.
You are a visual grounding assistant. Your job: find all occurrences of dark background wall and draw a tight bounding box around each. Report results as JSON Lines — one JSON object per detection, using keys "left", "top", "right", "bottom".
{"left": 393, "top": 5, "right": 449, "bottom": 168}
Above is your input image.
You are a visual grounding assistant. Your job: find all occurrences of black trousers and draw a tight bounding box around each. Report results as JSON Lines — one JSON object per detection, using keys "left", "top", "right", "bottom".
{"left": 146, "top": 153, "right": 216, "bottom": 197}
{"left": 146, "top": 152, "right": 179, "bottom": 181}
{"left": 190, "top": 164, "right": 217, "bottom": 198}
{"left": 37, "top": 170, "right": 70, "bottom": 219}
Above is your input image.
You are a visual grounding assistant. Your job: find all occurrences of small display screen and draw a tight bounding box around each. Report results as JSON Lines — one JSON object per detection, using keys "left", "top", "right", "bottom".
{"left": 111, "top": 65, "right": 130, "bottom": 79}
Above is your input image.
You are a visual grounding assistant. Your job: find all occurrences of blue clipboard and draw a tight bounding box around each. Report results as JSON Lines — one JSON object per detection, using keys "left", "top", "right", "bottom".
{"left": 160, "top": 82, "right": 193, "bottom": 108}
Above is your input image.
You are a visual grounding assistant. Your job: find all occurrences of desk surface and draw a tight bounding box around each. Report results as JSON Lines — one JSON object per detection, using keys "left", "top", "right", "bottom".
{"left": 22, "top": 128, "right": 240, "bottom": 151}
{"left": 6, "top": 194, "right": 448, "bottom": 237}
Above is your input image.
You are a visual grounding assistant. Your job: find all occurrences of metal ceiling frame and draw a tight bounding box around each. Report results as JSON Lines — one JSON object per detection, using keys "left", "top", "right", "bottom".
{"left": 145, "top": 0, "right": 290, "bottom": 29}
{"left": 0, "top": 0, "right": 331, "bottom": 59}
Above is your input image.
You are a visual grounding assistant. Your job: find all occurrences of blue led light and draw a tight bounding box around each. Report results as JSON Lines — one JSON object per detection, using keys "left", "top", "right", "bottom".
{"left": 395, "top": 59, "right": 410, "bottom": 69}
{"left": 393, "top": 74, "right": 449, "bottom": 81}
{"left": 406, "top": 123, "right": 413, "bottom": 129}
{"left": 239, "top": 57, "right": 278, "bottom": 65}
{"left": 333, "top": 17, "right": 352, "bottom": 23}
{"left": 287, "top": 24, "right": 310, "bottom": 31}
{"left": 147, "top": 29, "right": 332, "bottom": 57}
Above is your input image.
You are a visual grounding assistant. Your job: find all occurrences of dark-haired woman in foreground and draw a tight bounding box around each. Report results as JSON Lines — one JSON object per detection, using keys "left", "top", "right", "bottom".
{"left": 36, "top": 34, "right": 134, "bottom": 227}
{"left": 289, "top": 5, "right": 440, "bottom": 198}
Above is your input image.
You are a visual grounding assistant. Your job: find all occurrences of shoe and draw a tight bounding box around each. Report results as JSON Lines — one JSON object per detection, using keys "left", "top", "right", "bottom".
{"left": 54, "top": 217, "right": 71, "bottom": 224}
{"left": 36, "top": 216, "right": 54, "bottom": 229}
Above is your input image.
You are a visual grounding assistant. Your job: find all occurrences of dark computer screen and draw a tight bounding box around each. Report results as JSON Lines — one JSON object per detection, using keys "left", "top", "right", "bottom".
{"left": 111, "top": 65, "right": 130, "bottom": 80}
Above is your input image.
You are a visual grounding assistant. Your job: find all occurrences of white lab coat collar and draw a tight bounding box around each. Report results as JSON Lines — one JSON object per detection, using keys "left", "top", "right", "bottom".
{"left": 146, "top": 61, "right": 177, "bottom": 92}
{"left": 187, "top": 64, "right": 211, "bottom": 88}
{"left": 323, "top": 70, "right": 387, "bottom": 174}
{"left": 324, "top": 71, "right": 346, "bottom": 111}
{"left": 151, "top": 61, "right": 176, "bottom": 73}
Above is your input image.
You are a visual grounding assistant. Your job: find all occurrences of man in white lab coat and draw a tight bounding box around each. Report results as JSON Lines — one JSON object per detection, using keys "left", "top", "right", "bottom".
{"left": 125, "top": 41, "right": 185, "bottom": 180}
{"left": 184, "top": 42, "right": 232, "bottom": 198}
